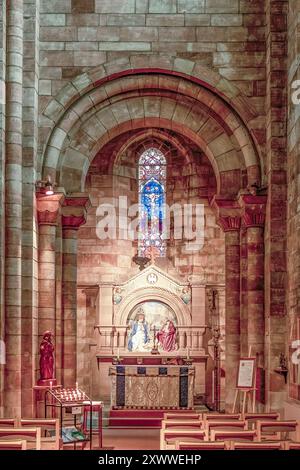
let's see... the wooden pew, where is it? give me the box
[0,440,27,450]
[163,412,201,420]
[175,441,227,450]
[243,412,279,430]
[18,418,61,450]
[160,429,208,450]
[256,420,300,442]
[203,413,241,423]
[0,419,17,427]
[210,430,257,442]
[206,420,247,439]
[230,441,283,450]
[284,442,300,450]
[161,419,203,430]
[0,428,41,450]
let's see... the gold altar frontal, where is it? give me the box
[109,365,195,409]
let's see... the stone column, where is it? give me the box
[77,287,98,395]
[61,195,90,387]
[218,215,241,411]
[37,193,64,363]
[240,226,248,356]
[265,0,288,413]
[240,195,266,365]
[0,0,6,418]
[4,0,24,417]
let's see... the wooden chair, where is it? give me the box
[243,412,279,430]
[175,441,227,450]
[18,418,61,450]
[161,419,203,430]
[206,420,247,438]
[163,412,201,420]
[230,441,283,450]
[256,420,300,442]
[0,427,41,450]
[0,440,27,450]
[284,441,300,450]
[0,419,17,427]
[210,430,257,442]
[203,413,241,422]
[160,429,208,450]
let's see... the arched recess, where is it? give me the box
[113,129,195,171]
[39,56,264,197]
[115,287,191,327]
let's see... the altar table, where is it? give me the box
[109,365,195,409]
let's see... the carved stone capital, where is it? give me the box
[218,215,241,232]
[210,196,241,233]
[36,193,65,226]
[61,193,91,231]
[239,194,267,228]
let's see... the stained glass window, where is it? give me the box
[138,148,166,257]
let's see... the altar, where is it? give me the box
[109,365,195,409]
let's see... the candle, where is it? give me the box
[76,381,78,389]
[187,347,190,360]
[117,348,120,359]
[50,380,53,390]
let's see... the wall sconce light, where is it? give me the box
[36,176,55,195]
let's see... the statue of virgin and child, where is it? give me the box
[127,309,177,353]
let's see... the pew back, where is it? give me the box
[0,439,27,450]
[0,427,41,450]
[18,418,60,450]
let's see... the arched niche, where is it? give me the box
[115,287,191,328]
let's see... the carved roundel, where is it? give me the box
[147,273,158,285]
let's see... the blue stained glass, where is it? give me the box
[138,148,166,257]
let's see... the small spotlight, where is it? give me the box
[45,176,54,195]
[36,176,55,195]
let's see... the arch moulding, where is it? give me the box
[39,54,264,197]
[115,287,191,328]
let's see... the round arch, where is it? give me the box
[115,287,192,327]
[39,57,264,197]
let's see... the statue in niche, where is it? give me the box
[38,330,56,385]
[127,310,151,352]
[157,318,177,352]
[113,286,123,305]
[181,287,191,305]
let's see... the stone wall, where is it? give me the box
[37,0,266,168]
[0,0,6,417]
[286,0,300,407]
[1,0,299,416]
[264,0,288,413]
[77,141,225,287]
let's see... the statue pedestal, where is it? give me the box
[37,378,57,386]
[33,382,61,417]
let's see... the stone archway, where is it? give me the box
[37,56,266,410]
[39,57,263,196]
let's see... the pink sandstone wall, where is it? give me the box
[285,0,300,415]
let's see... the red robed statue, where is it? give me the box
[38,331,56,385]
[157,319,177,352]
